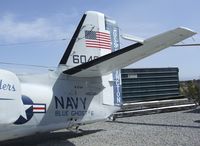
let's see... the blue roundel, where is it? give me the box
[14,96,34,125]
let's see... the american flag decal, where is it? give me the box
[33,104,46,113]
[85,30,111,49]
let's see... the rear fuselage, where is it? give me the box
[0,70,120,141]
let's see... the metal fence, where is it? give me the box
[121,68,180,102]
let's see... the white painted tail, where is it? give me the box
[59,11,122,106]
[59,11,112,68]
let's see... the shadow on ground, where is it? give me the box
[194,120,200,123]
[107,120,200,129]
[184,107,200,114]
[0,129,103,146]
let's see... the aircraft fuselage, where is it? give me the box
[0,70,119,141]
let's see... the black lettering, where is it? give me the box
[71,97,78,109]
[80,97,86,109]
[72,55,99,64]
[73,55,79,64]
[12,85,16,91]
[88,56,92,62]
[80,55,86,63]
[2,84,7,90]
[61,110,68,116]
[0,80,16,92]
[66,97,74,109]
[55,96,64,109]
[71,111,86,116]
[7,84,11,91]
[0,80,2,89]
[55,110,61,116]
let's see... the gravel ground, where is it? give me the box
[1,107,200,146]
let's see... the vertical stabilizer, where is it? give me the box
[59,11,123,106]
[59,11,112,68]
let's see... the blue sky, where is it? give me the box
[0,0,200,80]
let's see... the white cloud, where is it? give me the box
[0,14,69,43]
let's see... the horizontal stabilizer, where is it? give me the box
[121,34,144,43]
[63,27,196,77]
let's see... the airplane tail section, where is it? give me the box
[59,11,113,68]
[59,11,122,106]
[58,11,196,107]
[63,27,196,77]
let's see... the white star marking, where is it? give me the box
[20,104,32,120]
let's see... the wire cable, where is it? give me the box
[0,61,56,69]
[0,38,67,47]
